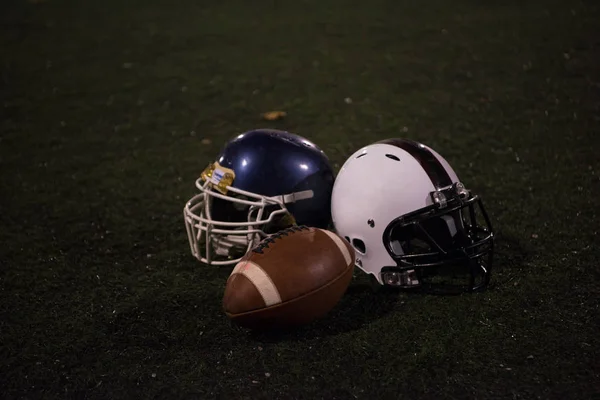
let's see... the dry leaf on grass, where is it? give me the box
[262,111,287,121]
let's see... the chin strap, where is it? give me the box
[212,234,253,257]
[381,269,420,287]
[281,189,314,204]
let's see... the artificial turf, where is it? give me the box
[1,0,599,398]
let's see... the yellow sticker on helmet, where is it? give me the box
[201,161,235,194]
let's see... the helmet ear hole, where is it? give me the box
[352,238,366,254]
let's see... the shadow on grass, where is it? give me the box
[98,231,531,348]
[245,277,404,343]
[245,231,534,342]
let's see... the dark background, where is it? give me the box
[1,0,598,398]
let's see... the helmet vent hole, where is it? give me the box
[352,238,366,254]
[385,154,400,161]
[344,236,351,243]
[356,153,367,159]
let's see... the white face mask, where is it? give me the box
[183,162,313,266]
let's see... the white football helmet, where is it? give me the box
[331,138,494,293]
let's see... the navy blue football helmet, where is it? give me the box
[183,129,335,266]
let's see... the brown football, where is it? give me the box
[222,225,355,330]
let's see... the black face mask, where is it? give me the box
[382,194,494,294]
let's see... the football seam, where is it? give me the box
[224,258,354,318]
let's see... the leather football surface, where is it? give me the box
[222,225,355,330]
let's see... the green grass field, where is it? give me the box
[1,0,599,398]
